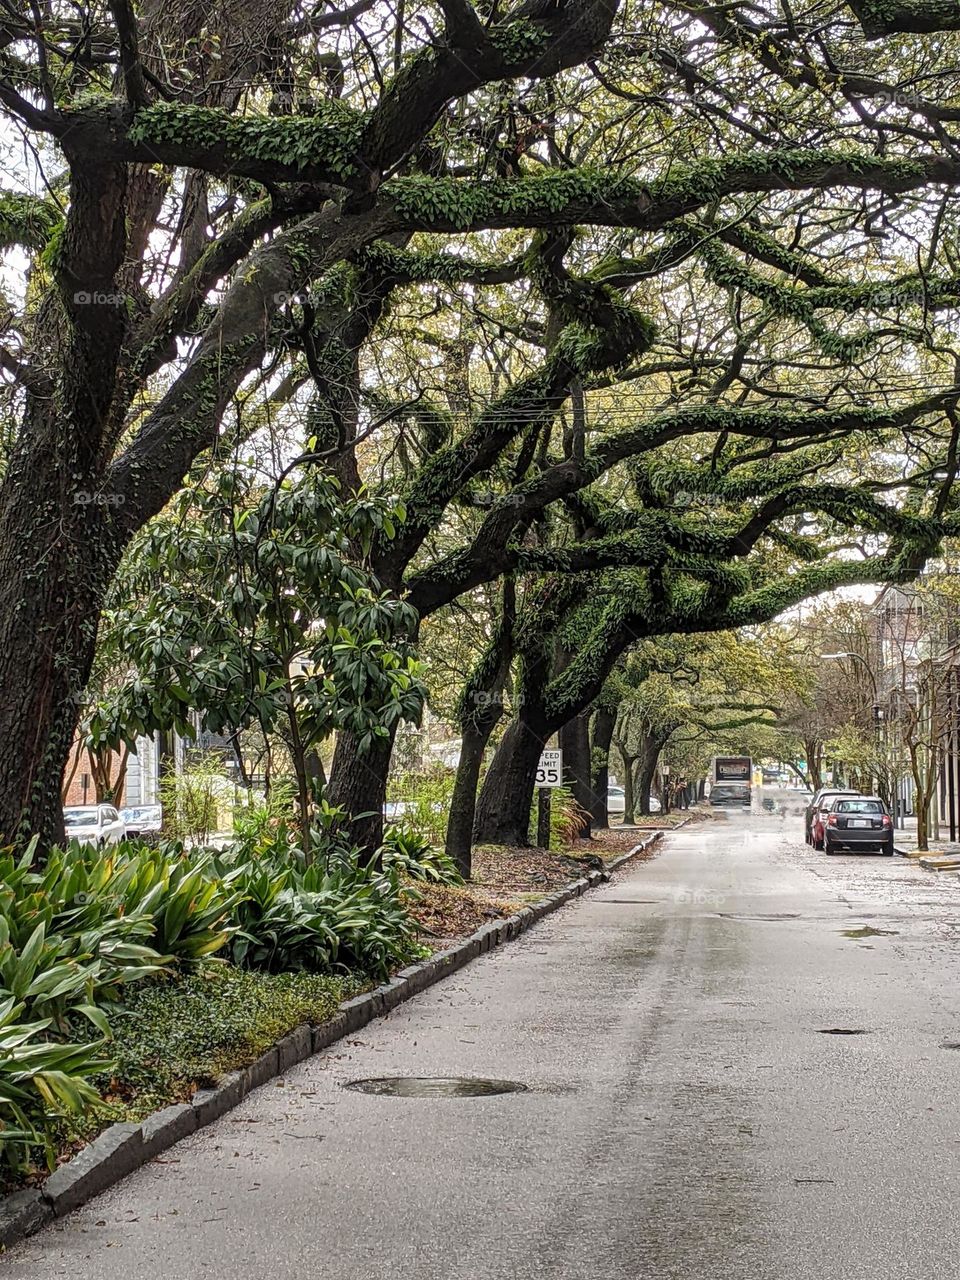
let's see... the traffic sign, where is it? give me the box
[536,748,562,787]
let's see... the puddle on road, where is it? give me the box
[594,899,661,905]
[343,1076,528,1097]
[716,912,802,922]
[840,925,899,939]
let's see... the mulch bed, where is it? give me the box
[471,845,593,894]
[403,882,522,946]
[407,829,679,948]
[405,845,621,947]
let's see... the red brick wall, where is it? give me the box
[62,742,126,807]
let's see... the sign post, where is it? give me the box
[535,749,562,848]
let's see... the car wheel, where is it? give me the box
[881,839,894,856]
[824,838,836,855]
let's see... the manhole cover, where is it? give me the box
[344,1076,527,1097]
[818,1028,870,1035]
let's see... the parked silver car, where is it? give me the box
[63,804,126,847]
[119,804,162,836]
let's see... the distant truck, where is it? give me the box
[710,756,752,807]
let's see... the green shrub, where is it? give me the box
[527,785,588,848]
[98,968,359,1116]
[386,766,455,845]
[158,754,229,843]
[216,845,423,976]
[0,996,110,1176]
[380,824,463,884]
[33,840,237,966]
[231,779,298,851]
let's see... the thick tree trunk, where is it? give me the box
[446,580,515,877]
[445,721,493,878]
[473,713,549,846]
[636,731,664,817]
[0,479,121,846]
[620,749,637,824]
[589,706,615,829]
[326,725,397,859]
[559,709,593,838]
[805,739,824,791]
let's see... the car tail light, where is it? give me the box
[827,814,837,826]
[882,815,891,826]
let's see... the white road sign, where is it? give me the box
[536,749,562,787]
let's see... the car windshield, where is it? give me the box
[63,809,97,826]
[835,799,883,813]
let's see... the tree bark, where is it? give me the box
[445,720,493,877]
[0,491,121,846]
[636,730,664,817]
[326,725,397,859]
[619,748,637,824]
[473,712,549,846]
[560,709,593,838]
[445,580,515,876]
[589,705,615,829]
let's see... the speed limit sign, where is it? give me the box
[536,748,562,787]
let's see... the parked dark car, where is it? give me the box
[823,796,893,856]
[804,788,858,846]
[710,783,750,807]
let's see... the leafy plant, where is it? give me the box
[158,753,230,844]
[380,825,463,884]
[220,847,423,976]
[386,766,456,846]
[0,997,110,1176]
[527,785,589,849]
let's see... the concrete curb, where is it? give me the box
[0,828,667,1250]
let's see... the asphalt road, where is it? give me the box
[9,791,960,1279]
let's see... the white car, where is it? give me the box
[607,786,660,817]
[63,804,126,847]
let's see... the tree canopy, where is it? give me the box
[3,0,960,848]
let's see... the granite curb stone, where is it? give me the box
[43,1123,144,1217]
[0,1191,52,1247]
[277,1024,313,1072]
[141,1104,197,1159]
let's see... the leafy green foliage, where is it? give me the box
[386,766,456,846]
[0,830,428,1176]
[380,825,463,885]
[0,997,109,1177]
[128,101,368,179]
[216,846,424,976]
[94,468,424,854]
[527,785,587,849]
[87,969,359,1121]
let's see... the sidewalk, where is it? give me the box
[892,814,960,860]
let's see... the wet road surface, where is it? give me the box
[8,795,960,1279]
